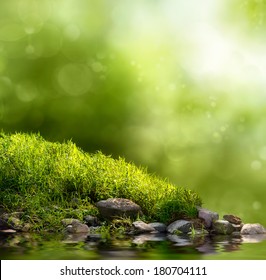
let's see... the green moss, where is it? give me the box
[0,132,202,231]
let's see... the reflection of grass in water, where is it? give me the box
[0,132,201,231]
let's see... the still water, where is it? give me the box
[1,231,266,260]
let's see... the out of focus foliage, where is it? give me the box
[0,0,266,223]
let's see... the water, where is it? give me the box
[1,231,266,260]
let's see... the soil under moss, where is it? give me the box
[0,132,202,231]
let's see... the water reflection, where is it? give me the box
[1,231,266,260]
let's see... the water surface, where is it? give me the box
[1,231,266,260]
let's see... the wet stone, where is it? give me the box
[148,222,167,233]
[167,220,192,234]
[223,214,242,225]
[212,220,235,235]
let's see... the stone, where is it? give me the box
[148,222,167,233]
[61,218,81,227]
[223,214,242,225]
[0,229,16,233]
[197,207,219,228]
[84,215,99,226]
[132,221,155,233]
[212,220,235,235]
[96,198,143,220]
[231,223,244,232]
[71,220,89,233]
[166,220,192,234]
[21,223,31,232]
[64,220,89,234]
[240,223,266,235]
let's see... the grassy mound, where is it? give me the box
[0,132,201,231]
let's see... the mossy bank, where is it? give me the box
[0,132,201,231]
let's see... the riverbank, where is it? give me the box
[0,132,201,232]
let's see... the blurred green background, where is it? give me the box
[0,0,265,224]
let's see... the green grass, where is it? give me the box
[0,132,202,231]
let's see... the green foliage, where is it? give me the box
[0,132,201,230]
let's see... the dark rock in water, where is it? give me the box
[212,220,235,235]
[148,222,167,233]
[240,223,266,235]
[96,198,143,220]
[84,215,99,226]
[197,207,219,228]
[132,221,155,233]
[223,214,242,225]
[167,220,192,234]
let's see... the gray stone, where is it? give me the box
[166,220,192,234]
[223,214,242,225]
[212,220,235,235]
[96,198,143,220]
[65,220,89,234]
[197,207,219,228]
[84,215,99,226]
[148,222,167,233]
[61,218,81,227]
[240,223,266,235]
[132,221,155,233]
[0,229,16,233]
[71,220,89,233]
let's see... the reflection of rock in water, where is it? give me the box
[242,234,266,243]
[132,233,166,245]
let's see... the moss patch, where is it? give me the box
[0,132,202,231]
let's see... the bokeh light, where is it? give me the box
[0,0,266,224]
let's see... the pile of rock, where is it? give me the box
[1,198,266,237]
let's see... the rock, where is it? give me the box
[96,198,143,220]
[223,214,242,225]
[212,220,235,235]
[240,223,266,235]
[231,223,244,232]
[148,222,167,233]
[61,218,81,227]
[132,221,155,233]
[84,215,99,226]
[197,207,219,228]
[72,220,89,233]
[0,229,17,233]
[21,223,31,232]
[65,220,89,234]
[166,220,192,234]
